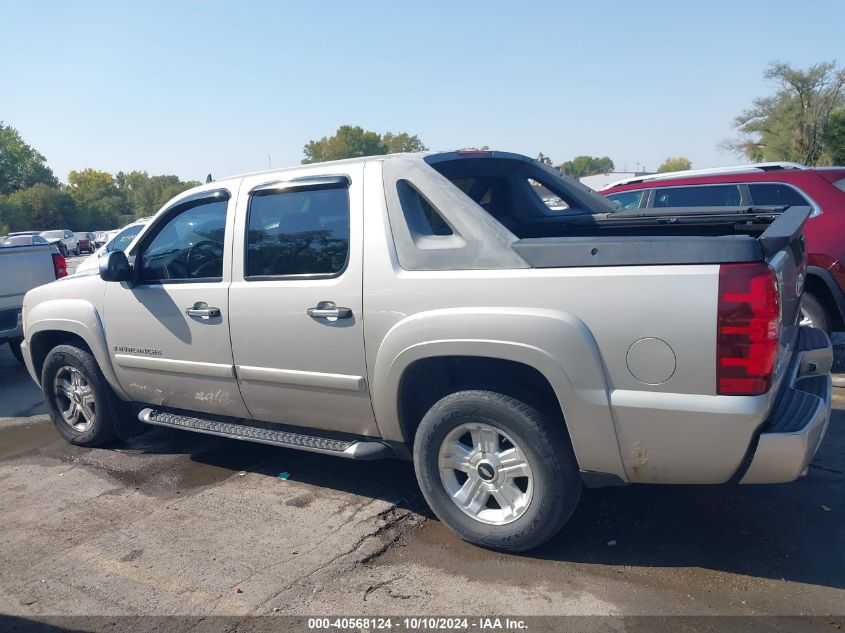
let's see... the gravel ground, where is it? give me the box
[0,342,842,631]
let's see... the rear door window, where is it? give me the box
[246,187,350,278]
[653,185,741,207]
[748,183,810,207]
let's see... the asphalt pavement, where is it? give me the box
[0,332,843,628]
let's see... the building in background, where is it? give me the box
[579,171,652,191]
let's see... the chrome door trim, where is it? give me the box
[114,354,235,379]
[236,365,366,392]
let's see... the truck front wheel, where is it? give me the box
[413,390,581,552]
[41,344,117,447]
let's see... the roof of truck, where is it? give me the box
[221,151,432,182]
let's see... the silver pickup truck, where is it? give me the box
[0,239,66,361]
[20,151,833,551]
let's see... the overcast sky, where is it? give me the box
[2,0,844,182]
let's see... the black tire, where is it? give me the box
[801,292,830,333]
[41,344,117,447]
[58,243,68,257]
[413,390,582,552]
[8,337,24,364]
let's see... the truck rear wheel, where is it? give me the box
[800,292,830,333]
[413,390,581,552]
[41,344,117,447]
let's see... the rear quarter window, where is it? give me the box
[396,180,453,236]
[527,178,571,212]
[748,183,809,207]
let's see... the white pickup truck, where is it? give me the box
[20,151,833,551]
[0,240,67,361]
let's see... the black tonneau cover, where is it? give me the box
[512,206,811,268]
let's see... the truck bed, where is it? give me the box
[0,243,57,341]
[511,206,809,268]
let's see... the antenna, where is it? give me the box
[205,174,213,183]
[268,154,272,169]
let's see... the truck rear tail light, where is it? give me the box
[717,262,780,395]
[52,252,68,279]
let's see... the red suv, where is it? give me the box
[602,163,845,332]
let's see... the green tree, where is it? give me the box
[66,168,129,229]
[0,122,58,195]
[382,132,427,154]
[559,155,615,178]
[116,171,200,219]
[1,184,76,231]
[821,109,845,165]
[657,156,692,173]
[302,125,426,163]
[726,61,845,165]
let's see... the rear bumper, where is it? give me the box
[20,338,38,384]
[740,327,833,484]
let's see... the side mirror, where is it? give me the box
[99,251,132,283]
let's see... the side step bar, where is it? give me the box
[138,408,392,460]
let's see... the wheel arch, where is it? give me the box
[370,308,628,481]
[805,266,845,331]
[26,299,128,400]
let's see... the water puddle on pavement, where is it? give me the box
[0,419,57,460]
[0,421,251,497]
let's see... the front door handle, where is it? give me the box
[307,301,353,320]
[186,302,221,319]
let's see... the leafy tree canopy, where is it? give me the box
[823,109,845,165]
[657,156,692,173]
[116,171,200,219]
[559,155,615,178]
[726,61,845,165]
[1,184,76,232]
[0,123,203,232]
[0,122,58,195]
[302,125,426,164]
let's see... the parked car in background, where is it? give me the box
[8,230,41,239]
[73,218,152,275]
[93,231,111,249]
[2,234,51,247]
[602,163,845,332]
[0,239,67,362]
[74,232,97,254]
[39,230,79,257]
[20,151,831,551]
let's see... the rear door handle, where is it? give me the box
[307,301,352,319]
[186,302,221,319]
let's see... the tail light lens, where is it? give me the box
[52,252,68,278]
[717,262,780,395]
